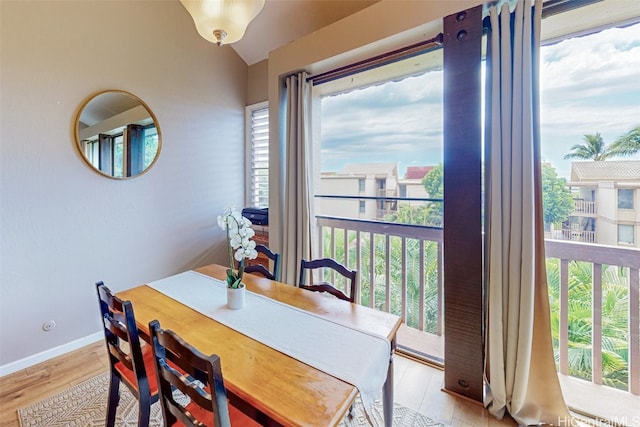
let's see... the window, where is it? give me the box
[82,123,157,179]
[359,200,365,213]
[540,22,640,239]
[618,224,635,244]
[618,189,634,209]
[538,17,640,420]
[246,102,269,208]
[315,47,444,225]
[143,125,159,170]
[113,134,124,178]
[85,140,99,167]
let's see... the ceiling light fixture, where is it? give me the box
[180,0,265,46]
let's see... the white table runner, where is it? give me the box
[148,270,390,419]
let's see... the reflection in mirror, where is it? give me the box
[75,90,161,179]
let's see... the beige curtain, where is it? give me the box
[280,72,316,284]
[484,1,572,425]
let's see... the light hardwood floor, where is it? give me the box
[0,341,518,427]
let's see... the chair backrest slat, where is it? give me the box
[240,244,282,281]
[96,281,159,427]
[149,319,232,427]
[298,258,357,303]
[97,282,149,393]
[105,315,131,342]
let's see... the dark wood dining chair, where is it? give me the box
[148,320,260,427]
[96,281,159,427]
[240,244,282,281]
[298,258,358,303]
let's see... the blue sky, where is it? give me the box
[321,22,640,179]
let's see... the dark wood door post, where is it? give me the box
[443,5,484,402]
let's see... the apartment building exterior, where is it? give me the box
[398,166,433,206]
[556,160,640,248]
[317,163,433,220]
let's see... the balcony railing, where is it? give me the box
[317,215,444,336]
[317,215,639,398]
[573,199,596,215]
[554,228,596,243]
[545,240,639,396]
[377,188,397,197]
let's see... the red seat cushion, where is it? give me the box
[171,401,260,427]
[114,345,159,396]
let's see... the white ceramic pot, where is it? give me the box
[226,283,246,309]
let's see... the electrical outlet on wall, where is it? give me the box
[42,320,56,331]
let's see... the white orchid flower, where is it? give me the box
[217,215,227,230]
[229,233,243,249]
[234,242,258,261]
[245,239,256,251]
[219,206,258,288]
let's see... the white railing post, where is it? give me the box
[560,258,569,375]
[629,267,639,395]
[592,263,603,385]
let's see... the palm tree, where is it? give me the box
[564,133,615,161]
[609,126,640,157]
[564,128,640,161]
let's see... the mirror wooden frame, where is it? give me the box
[74,90,162,179]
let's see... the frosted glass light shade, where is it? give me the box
[180,0,265,46]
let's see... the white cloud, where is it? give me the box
[539,24,640,177]
[321,22,640,178]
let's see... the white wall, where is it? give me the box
[596,183,617,246]
[318,177,362,218]
[0,1,248,372]
[598,183,617,221]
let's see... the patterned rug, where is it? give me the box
[18,373,448,427]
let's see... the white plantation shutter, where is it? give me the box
[246,103,269,208]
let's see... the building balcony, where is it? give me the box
[377,188,397,197]
[573,199,597,216]
[554,228,596,243]
[317,215,639,425]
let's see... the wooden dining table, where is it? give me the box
[117,263,402,427]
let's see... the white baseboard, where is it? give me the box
[0,332,103,377]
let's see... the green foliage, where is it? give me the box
[144,132,159,168]
[422,163,443,199]
[564,128,640,160]
[564,133,611,161]
[546,259,631,391]
[382,163,444,227]
[609,126,640,157]
[322,227,441,333]
[384,204,442,227]
[541,163,574,225]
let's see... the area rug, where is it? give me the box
[18,372,448,427]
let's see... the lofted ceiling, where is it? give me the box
[186,0,640,65]
[228,0,380,65]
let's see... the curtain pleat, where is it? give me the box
[484,1,572,425]
[281,72,316,284]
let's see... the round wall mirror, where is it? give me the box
[74,90,161,179]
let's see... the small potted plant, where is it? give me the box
[217,207,258,309]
